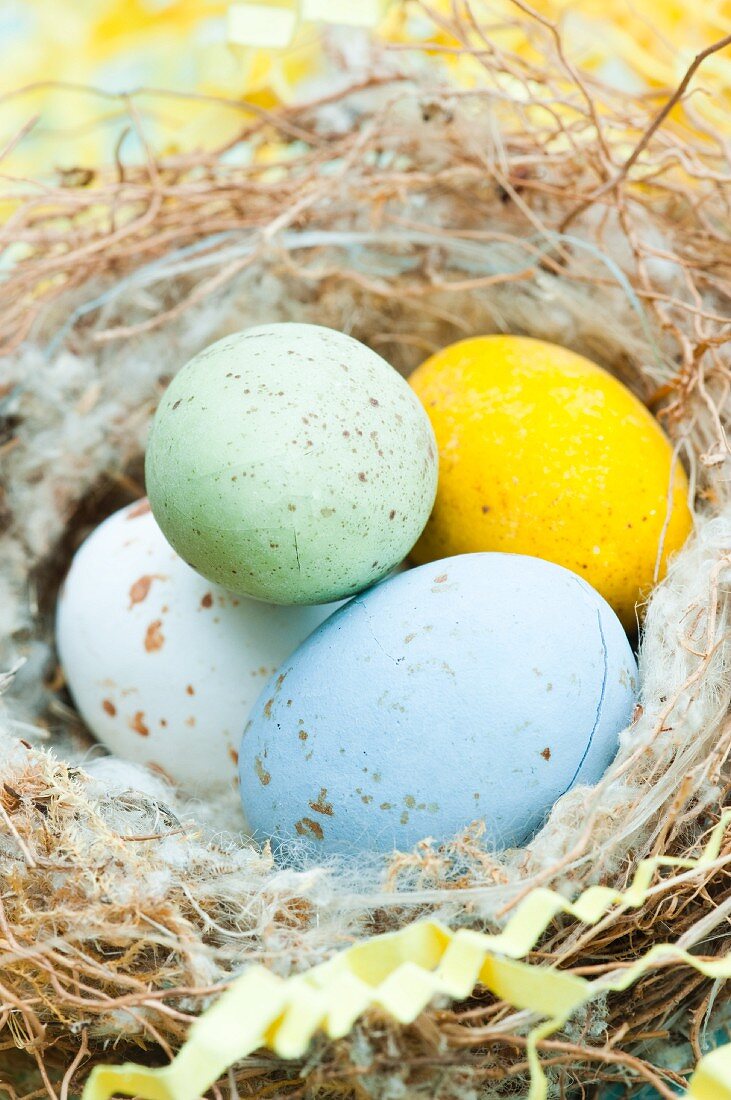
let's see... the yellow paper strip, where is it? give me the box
[82,811,731,1100]
[227,2,300,49]
[301,0,390,27]
[227,0,390,48]
[687,1045,731,1099]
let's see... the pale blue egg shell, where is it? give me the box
[239,553,637,856]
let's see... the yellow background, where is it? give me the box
[1,0,729,177]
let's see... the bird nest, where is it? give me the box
[0,5,730,1097]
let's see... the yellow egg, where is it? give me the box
[409,335,692,630]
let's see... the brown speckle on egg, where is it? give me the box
[309,788,333,816]
[130,711,149,737]
[254,755,271,785]
[144,620,165,652]
[295,817,324,840]
[102,699,116,717]
[128,574,166,609]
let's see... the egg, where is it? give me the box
[56,501,343,793]
[239,553,637,856]
[145,323,438,604]
[408,335,693,630]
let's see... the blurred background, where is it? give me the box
[1,0,729,179]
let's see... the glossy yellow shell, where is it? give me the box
[409,335,693,630]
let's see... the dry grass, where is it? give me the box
[0,2,730,1096]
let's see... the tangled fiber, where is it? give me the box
[0,3,730,1096]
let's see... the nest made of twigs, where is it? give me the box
[0,4,730,1097]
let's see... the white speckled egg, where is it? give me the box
[145,323,437,604]
[239,553,637,855]
[56,501,343,793]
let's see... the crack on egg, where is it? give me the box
[561,608,609,795]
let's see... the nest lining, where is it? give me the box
[0,6,730,1096]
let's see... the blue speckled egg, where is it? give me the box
[239,553,637,855]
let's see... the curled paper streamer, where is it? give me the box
[688,1045,731,1099]
[82,811,731,1100]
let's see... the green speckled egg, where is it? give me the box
[145,323,438,604]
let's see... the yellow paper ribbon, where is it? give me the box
[82,810,731,1100]
[227,0,391,49]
